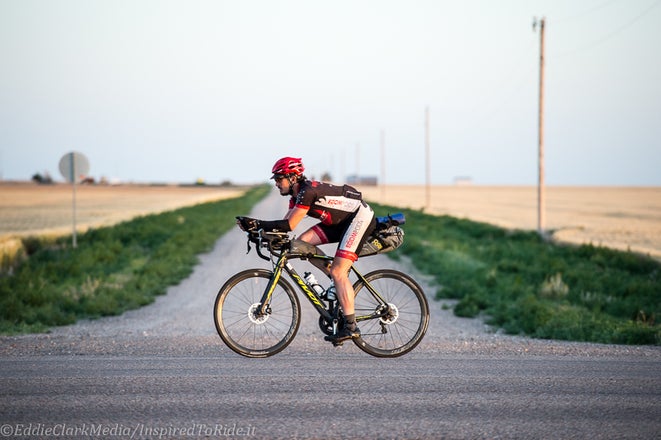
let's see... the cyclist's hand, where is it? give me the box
[236,216,260,232]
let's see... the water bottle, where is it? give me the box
[303,272,325,297]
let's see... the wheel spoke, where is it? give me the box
[213,269,300,357]
[352,270,429,357]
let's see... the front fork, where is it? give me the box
[256,256,287,317]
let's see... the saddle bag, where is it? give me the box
[358,213,406,257]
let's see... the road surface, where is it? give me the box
[1,191,660,439]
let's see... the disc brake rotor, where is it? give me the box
[379,303,399,325]
[248,303,269,324]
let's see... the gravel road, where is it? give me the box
[1,190,660,439]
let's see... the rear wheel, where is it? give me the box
[352,269,429,357]
[214,269,300,358]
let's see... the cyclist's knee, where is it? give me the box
[299,228,323,245]
[330,259,352,281]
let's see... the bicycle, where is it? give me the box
[213,214,430,358]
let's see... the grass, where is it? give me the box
[371,203,660,345]
[2,187,659,346]
[0,185,270,334]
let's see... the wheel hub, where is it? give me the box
[379,303,399,325]
[248,303,270,324]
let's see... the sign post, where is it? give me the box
[58,152,90,248]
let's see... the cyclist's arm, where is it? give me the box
[285,206,308,230]
[244,206,307,233]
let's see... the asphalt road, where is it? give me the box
[1,191,660,439]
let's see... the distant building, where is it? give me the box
[346,175,378,186]
[453,176,473,186]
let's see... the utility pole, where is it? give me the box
[341,149,346,183]
[380,129,386,201]
[356,142,360,183]
[534,17,546,236]
[425,106,431,211]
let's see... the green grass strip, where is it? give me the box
[371,203,660,345]
[0,185,270,335]
[4,188,659,345]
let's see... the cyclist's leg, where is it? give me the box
[297,227,332,276]
[298,227,324,245]
[331,203,375,336]
[330,256,355,314]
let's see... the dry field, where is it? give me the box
[0,182,244,246]
[1,182,660,261]
[357,185,661,260]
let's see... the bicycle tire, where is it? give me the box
[352,269,429,357]
[214,269,301,358]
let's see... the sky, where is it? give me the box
[1,0,660,186]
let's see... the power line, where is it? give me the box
[447,40,537,141]
[554,0,623,24]
[554,0,661,58]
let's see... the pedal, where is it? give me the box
[324,334,344,346]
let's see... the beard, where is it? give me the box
[278,179,295,196]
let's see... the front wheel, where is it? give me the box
[214,269,301,358]
[352,269,429,357]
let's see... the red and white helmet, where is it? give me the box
[271,157,305,179]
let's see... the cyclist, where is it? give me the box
[237,156,376,343]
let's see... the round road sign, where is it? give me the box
[59,152,90,183]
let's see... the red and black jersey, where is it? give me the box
[289,180,364,226]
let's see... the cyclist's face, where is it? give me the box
[274,176,290,195]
